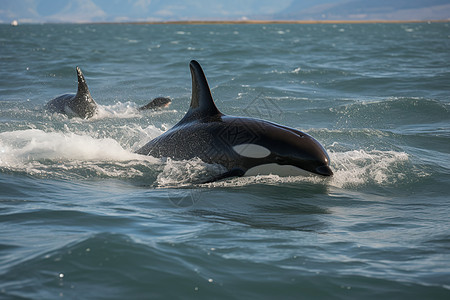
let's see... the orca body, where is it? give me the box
[136,60,333,181]
[46,67,98,119]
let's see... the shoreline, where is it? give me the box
[110,19,449,25]
[5,19,449,25]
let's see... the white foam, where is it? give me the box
[0,128,164,179]
[0,128,416,188]
[156,157,226,187]
[327,150,412,188]
[204,149,413,189]
[94,102,142,119]
[292,67,302,74]
[86,101,177,120]
[0,129,138,162]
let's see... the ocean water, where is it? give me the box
[0,22,449,299]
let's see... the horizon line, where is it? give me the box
[4,19,450,25]
[121,19,450,25]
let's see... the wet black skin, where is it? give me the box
[46,67,171,119]
[45,67,97,119]
[136,60,333,181]
[138,97,171,111]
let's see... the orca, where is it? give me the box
[45,67,98,119]
[136,60,333,182]
[46,67,171,119]
[138,97,171,111]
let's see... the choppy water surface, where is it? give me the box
[0,23,449,299]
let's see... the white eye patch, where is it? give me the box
[232,144,271,158]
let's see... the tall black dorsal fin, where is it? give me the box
[76,66,91,98]
[178,60,222,124]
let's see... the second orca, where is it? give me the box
[46,67,171,119]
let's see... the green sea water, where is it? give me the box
[0,23,449,299]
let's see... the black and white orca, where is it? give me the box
[136,60,333,182]
[46,67,171,119]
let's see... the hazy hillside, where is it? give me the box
[1,0,449,23]
[273,0,450,20]
[0,0,291,23]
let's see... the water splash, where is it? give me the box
[328,150,411,188]
[0,129,416,189]
[0,129,159,179]
[159,149,415,190]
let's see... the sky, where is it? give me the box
[1,0,449,23]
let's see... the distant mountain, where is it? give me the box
[1,0,449,23]
[0,0,292,23]
[271,0,450,20]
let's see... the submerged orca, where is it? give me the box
[136,60,333,182]
[46,67,171,119]
[138,97,171,111]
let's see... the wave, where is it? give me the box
[329,97,450,128]
[0,129,143,162]
[96,102,178,120]
[204,149,414,189]
[95,101,143,119]
[0,129,160,180]
[0,233,209,299]
[328,149,412,188]
[2,231,447,299]
[0,127,420,189]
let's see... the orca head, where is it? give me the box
[138,97,172,111]
[71,66,97,119]
[269,125,333,176]
[232,121,333,177]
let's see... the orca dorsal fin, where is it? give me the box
[75,66,92,98]
[72,66,97,118]
[178,60,222,124]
